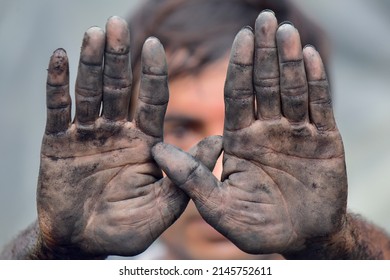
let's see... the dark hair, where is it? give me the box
[126,0,329,118]
[127,0,329,80]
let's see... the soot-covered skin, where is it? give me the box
[153,11,348,256]
[37,16,222,258]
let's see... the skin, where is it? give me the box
[161,58,281,259]
[153,11,348,255]
[2,11,390,260]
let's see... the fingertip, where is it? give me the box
[105,16,130,54]
[200,135,223,153]
[256,10,277,28]
[302,45,318,61]
[303,44,320,60]
[85,26,105,38]
[303,44,316,51]
[142,37,167,75]
[260,9,275,16]
[303,45,327,81]
[277,22,297,38]
[81,27,105,64]
[145,36,161,43]
[47,48,69,86]
[276,23,302,61]
[189,135,223,158]
[107,15,127,24]
[205,135,223,147]
[151,142,166,158]
[278,21,294,28]
[231,27,254,65]
[241,25,253,32]
[188,135,223,171]
[277,21,295,31]
[151,142,201,186]
[255,10,278,47]
[151,142,182,161]
[53,48,67,55]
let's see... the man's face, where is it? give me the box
[161,57,280,259]
[162,57,230,259]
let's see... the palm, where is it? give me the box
[38,121,179,256]
[222,119,346,253]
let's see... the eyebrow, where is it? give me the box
[164,115,200,124]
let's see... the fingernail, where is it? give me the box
[241,25,253,32]
[304,44,317,51]
[53,48,67,55]
[279,20,294,27]
[261,9,275,16]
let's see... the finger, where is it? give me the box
[102,16,132,121]
[75,27,105,125]
[276,23,308,124]
[224,27,255,132]
[135,37,169,138]
[254,10,281,120]
[157,135,222,187]
[187,135,223,170]
[46,48,71,134]
[154,136,223,238]
[152,142,220,209]
[158,135,223,187]
[303,45,336,131]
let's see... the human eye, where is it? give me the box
[166,123,189,139]
[164,117,202,150]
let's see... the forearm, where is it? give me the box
[284,213,390,260]
[0,220,107,260]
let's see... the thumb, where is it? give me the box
[151,137,222,208]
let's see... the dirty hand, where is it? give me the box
[152,11,348,255]
[37,16,221,258]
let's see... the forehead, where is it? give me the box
[166,57,229,118]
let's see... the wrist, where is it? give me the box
[284,214,352,260]
[285,212,390,260]
[32,224,107,260]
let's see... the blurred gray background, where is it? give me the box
[1,0,389,251]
